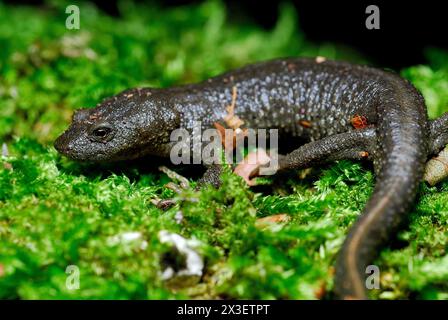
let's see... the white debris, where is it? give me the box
[121,232,142,242]
[2,143,9,157]
[107,232,148,250]
[174,211,183,224]
[158,230,204,280]
[424,146,448,186]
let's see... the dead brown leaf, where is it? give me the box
[233,149,271,186]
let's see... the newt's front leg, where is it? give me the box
[152,166,191,209]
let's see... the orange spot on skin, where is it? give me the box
[299,120,312,128]
[359,151,369,158]
[351,115,368,129]
[287,63,297,72]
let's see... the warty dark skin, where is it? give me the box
[54,58,448,299]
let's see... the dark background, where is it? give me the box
[5,0,448,69]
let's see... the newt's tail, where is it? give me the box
[334,77,429,299]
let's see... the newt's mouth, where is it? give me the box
[54,130,91,161]
[54,130,121,162]
[54,132,71,155]
[54,124,91,160]
[54,136,109,162]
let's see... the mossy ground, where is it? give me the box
[0,1,447,299]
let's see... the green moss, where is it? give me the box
[0,1,447,299]
[401,48,448,119]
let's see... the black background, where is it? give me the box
[0,299,442,318]
[5,0,448,69]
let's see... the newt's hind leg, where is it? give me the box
[277,127,377,172]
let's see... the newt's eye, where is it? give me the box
[89,123,115,142]
[93,127,110,137]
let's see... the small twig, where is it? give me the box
[223,86,245,130]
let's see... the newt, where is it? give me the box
[54,57,448,299]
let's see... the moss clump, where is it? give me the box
[0,1,447,299]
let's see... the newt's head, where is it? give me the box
[54,88,179,161]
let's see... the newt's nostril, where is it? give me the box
[54,136,68,153]
[54,140,61,152]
